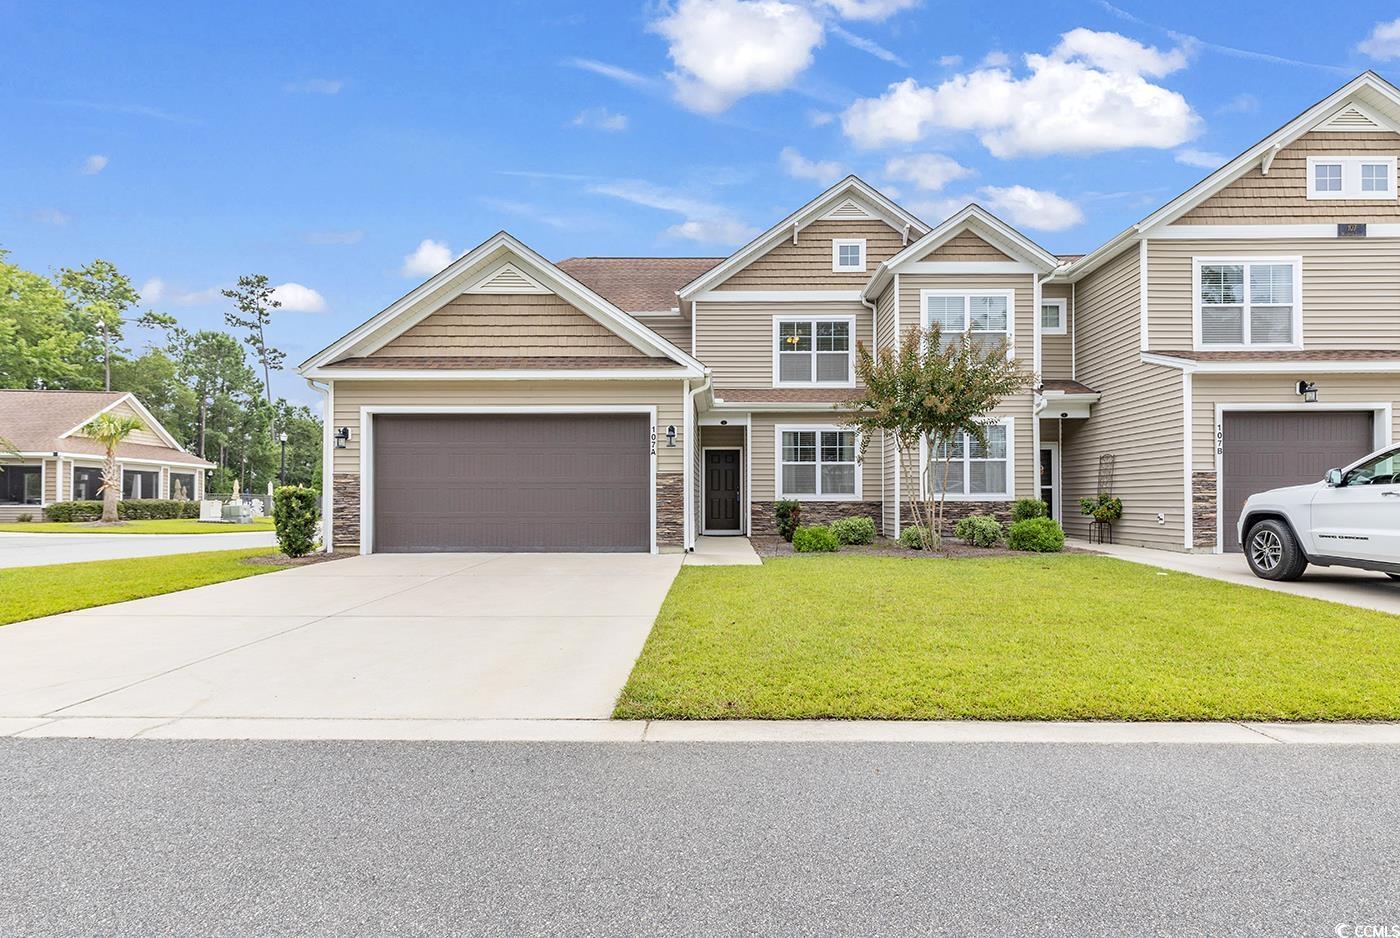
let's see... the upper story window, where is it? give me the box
[1040,299,1067,336]
[1194,257,1302,349]
[774,316,854,386]
[1306,156,1397,200]
[922,289,1013,353]
[778,427,859,499]
[832,239,866,272]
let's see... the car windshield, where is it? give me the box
[1344,447,1400,486]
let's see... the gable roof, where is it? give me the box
[676,175,930,300]
[0,390,210,466]
[863,203,1063,300]
[299,231,706,376]
[556,257,722,313]
[1065,71,1400,280]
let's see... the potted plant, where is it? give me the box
[1079,493,1123,543]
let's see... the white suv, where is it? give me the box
[1238,443,1400,581]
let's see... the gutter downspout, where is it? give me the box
[305,377,332,553]
[685,371,714,551]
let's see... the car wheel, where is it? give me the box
[1387,573,1400,582]
[1244,519,1307,581]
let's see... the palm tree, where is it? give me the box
[81,413,145,523]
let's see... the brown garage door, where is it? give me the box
[373,413,650,552]
[1221,410,1373,551]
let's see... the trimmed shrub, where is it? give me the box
[273,485,320,558]
[830,516,876,545]
[792,524,839,553]
[954,514,1003,547]
[898,525,929,550]
[1011,498,1048,522]
[774,500,802,542]
[1008,517,1066,553]
[16,513,33,523]
[44,499,198,522]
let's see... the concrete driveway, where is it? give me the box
[0,530,277,569]
[0,552,681,728]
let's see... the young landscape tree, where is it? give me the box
[845,326,1032,549]
[81,412,146,523]
[221,274,284,409]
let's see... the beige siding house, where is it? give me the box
[297,71,1400,556]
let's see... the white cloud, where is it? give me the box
[883,153,971,191]
[779,146,846,184]
[665,218,761,243]
[649,0,824,114]
[139,277,165,303]
[829,24,905,66]
[1175,148,1228,169]
[820,0,918,20]
[137,278,223,307]
[937,54,962,68]
[271,282,327,313]
[978,185,1084,231]
[401,239,454,277]
[1218,92,1259,114]
[303,229,364,245]
[979,51,1011,68]
[807,109,835,126]
[570,107,629,131]
[590,179,757,245]
[284,78,344,94]
[80,154,108,175]
[906,196,967,224]
[562,57,655,88]
[28,209,71,226]
[841,29,1199,157]
[1358,18,1400,59]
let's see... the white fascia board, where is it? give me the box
[1153,223,1400,239]
[900,261,1037,274]
[677,176,928,300]
[57,392,186,453]
[1139,352,1400,374]
[304,367,700,381]
[710,400,849,412]
[694,289,864,303]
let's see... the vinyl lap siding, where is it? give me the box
[921,231,1011,261]
[716,220,905,290]
[1063,247,1185,548]
[636,314,691,354]
[1177,131,1400,224]
[108,400,168,448]
[1147,238,1400,352]
[1040,282,1074,379]
[371,294,646,358]
[694,300,874,390]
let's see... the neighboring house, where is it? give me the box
[300,71,1400,556]
[0,390,211,522]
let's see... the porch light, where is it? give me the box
[334,426,351,449]
[1297,380,1319,404]
[665,425,677,447]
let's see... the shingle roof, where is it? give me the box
[716,387,858,403]
[1041,379,1099,394]
[556,257,723,313]
[324,355,682,370]
[0,390,211,466]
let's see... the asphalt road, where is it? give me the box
[0,531,276,569]
[2,740,1397,937]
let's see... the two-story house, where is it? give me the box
[298,71,1400,556]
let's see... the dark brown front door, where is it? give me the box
[704,449,741,532]
[373,413,650,552]
[1221,410,1373,551]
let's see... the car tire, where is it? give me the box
[1387,573,1400,582]
[1244,519,1308,581]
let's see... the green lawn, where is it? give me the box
[0,517,276,534]
[0,548,280,625]
[615,555,1400,722]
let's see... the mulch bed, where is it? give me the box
[752,536,1088,559]
[241,551,355,568]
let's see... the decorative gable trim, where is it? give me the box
[821,198,874,221]
[467,261,550,294]
[58,392,186,452]
[676,176,928,300]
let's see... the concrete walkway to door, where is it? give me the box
[0,552,681,731]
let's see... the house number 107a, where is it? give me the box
[650,426,657,455]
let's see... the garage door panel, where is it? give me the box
[373,414,650,552]
[1221,410,1373,552]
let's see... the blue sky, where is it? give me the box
[4,0,1400,407]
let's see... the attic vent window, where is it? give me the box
[1321,105,1383,131]
[1306,156,1397,200]
[832,239,866,272]
[824,199,873,220]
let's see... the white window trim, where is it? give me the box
[918,416,1016,502]
[1305,156,1397,200]
[1040,298,1067,336]
[1191,256,1304,352]
[831,238,867,273]
[774,425,863,502]
[771,314,857,388]
[920,288,1015,359]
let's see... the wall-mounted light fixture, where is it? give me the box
[665,424,677,447]
[334,426,351,449]
[1297,380,1318,403]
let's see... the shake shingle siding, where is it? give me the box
[716,220,905,290]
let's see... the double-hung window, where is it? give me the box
[927,422,1012,499]
[1195,257,1301,349]
[922,289,1012,353]
[1040,299,1067,335]
[775,317,854,385]
[778,427,858,498]
[1306,156,1397,199]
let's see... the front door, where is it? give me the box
[1038,445,1058,519]
[704,449,741,533]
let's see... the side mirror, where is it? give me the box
[1325,468,1343,487]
